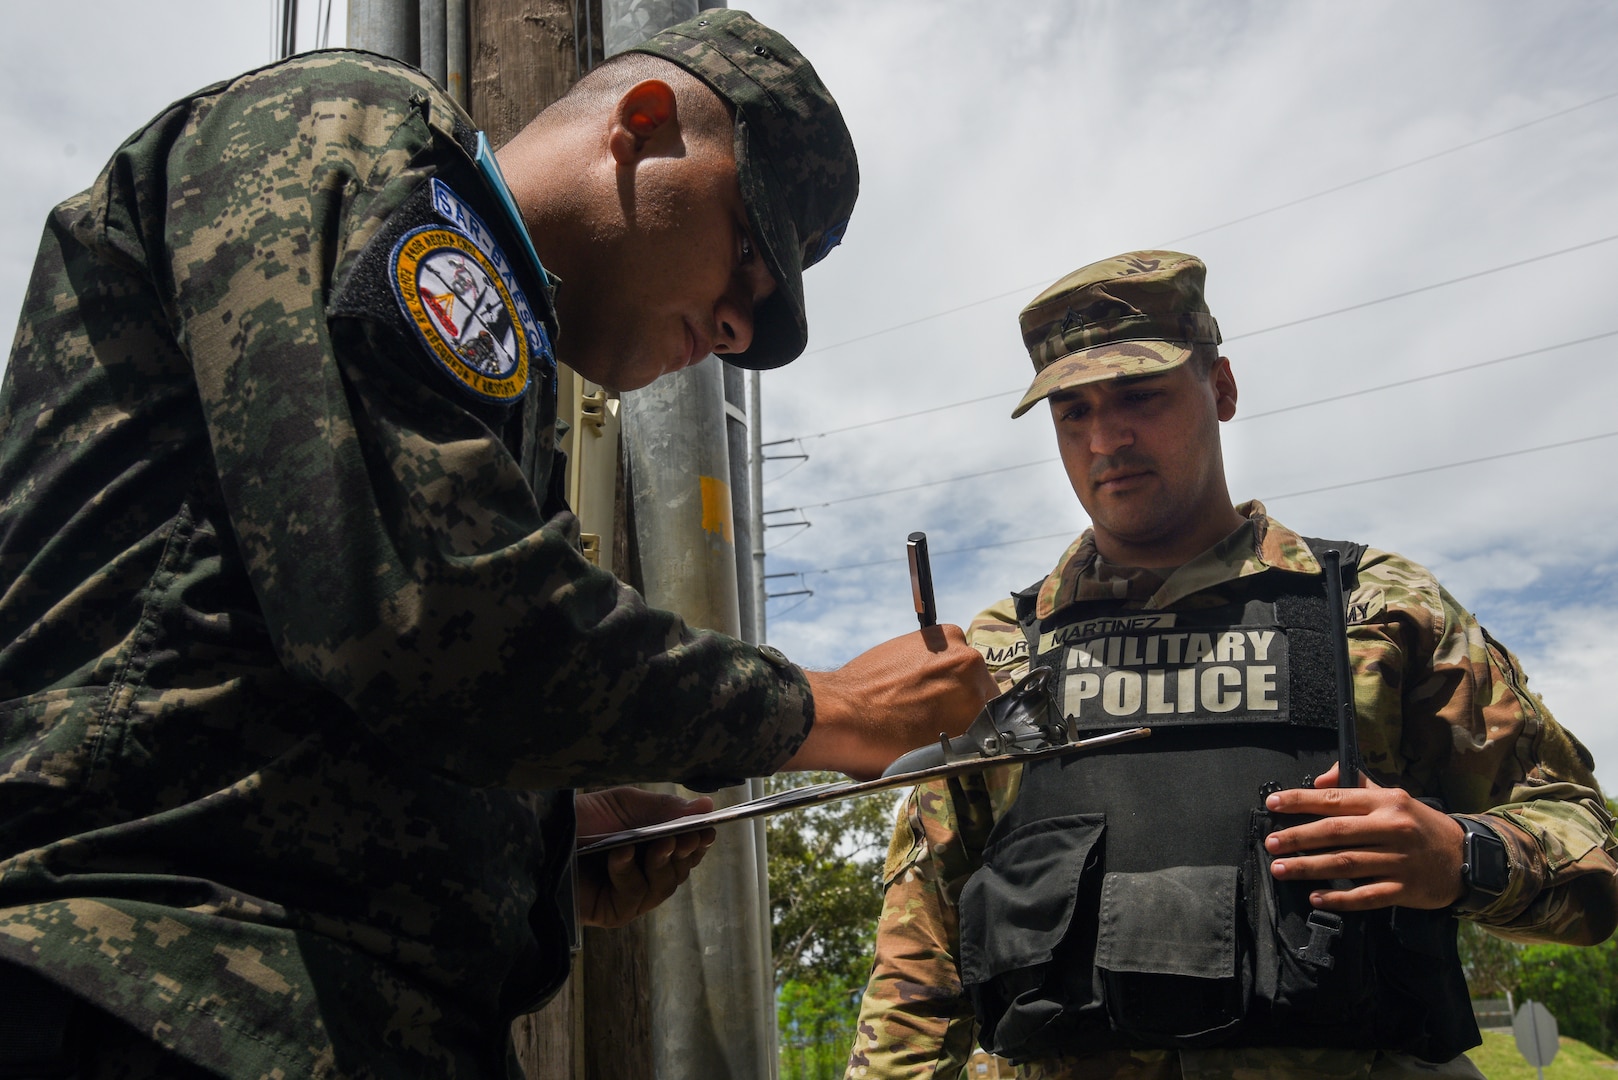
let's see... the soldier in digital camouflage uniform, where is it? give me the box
[0,11,998,1078]
[847,251,1618,1080]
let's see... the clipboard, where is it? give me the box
[576,726,1149,854]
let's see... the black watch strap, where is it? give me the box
[1454,815,1511,913]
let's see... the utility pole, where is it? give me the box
[462,3,613,1078]
[347,0,418,63]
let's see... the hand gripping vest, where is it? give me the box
[957,541,1479,1063]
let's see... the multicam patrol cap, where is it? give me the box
[629,10,858,371]
[1011,250,1221,418]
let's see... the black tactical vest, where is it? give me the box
[957,541,1478,1064]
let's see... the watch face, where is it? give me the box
[1467,826,1511,895]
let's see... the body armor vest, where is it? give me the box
[957,540,1478,1064]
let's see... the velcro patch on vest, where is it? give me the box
[386,178,552,405]
[1051,624,1291,730]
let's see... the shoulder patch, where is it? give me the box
[386,179,553,404]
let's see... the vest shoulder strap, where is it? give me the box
[1297,536,1366,591]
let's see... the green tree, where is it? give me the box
[766,773,902,1080]
[1516,938,1618,1056]
[1457,919,1524,1003]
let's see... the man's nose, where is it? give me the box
[711,286,755,356]
[1089,409,1134,454]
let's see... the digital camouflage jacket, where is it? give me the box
[0,52,811,1079]
[847,503,1616,1080]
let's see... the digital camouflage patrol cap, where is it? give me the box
[1011,250,1222,418]
[629,9,859,370]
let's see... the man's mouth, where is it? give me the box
[1093,469,1152,493]
[681,320,711,370]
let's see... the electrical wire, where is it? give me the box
[772,458,1053,514]
[768,328,1615,514]
[1228,233,1618,343]
[777,233,1618,445]
[791,89,1618,362]
[779,430,1618,578]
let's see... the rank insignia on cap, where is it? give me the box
[389,179,553,404]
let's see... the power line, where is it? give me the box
[777,235,1618,446]
[1228,233,1618,343]
[1235,330,1618,421]
[1162,90,1618,246]
[1261,429,1618,503]
[764,389,1024,444]
[779,430,1618,579]
[790,528,1089,576]
[791,90,1618,361]
[771,458,1054,513]
[768,328,1615,505]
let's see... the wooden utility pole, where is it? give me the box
[465,5,652,1080]
[471,0,596,148]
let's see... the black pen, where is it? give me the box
[907,531,937,628]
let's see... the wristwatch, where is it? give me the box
[1453,815,1511,913]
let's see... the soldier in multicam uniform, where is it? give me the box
[0,11,998,1078]
[847,251,1618,1080]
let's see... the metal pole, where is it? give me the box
[606,5,772,1076]
[725,365,756,648]
[748,369,766,645]
[620,358,771,1080]
[279,0,300,58]
[444,0,467,104]
[725,364,780,1078]
[419,0,448,86]
[347,0,419,64]
[602,0,700,55]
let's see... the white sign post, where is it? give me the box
[1512,1000,1559,1080]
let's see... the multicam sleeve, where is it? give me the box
[847,599,1029,1079]
[965,597,1031,693]
[117,56,810,790]
[1353,551,1617,944]
[846,782,982,1080]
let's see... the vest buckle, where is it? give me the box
[1297,910,1343,969]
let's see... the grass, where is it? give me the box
[1464,1030,1618,1078]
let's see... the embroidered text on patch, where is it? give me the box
[390,224,533,403]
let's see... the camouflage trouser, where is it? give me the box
[0,963,216,1080]
[1016,1047,1488,1079]
[74,1016,219,1080]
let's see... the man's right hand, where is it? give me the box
[786,626,998,780]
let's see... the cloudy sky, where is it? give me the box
[6,1,1617,791]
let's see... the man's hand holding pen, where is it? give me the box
[783,529,996,780]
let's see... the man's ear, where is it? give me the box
[609,79,679,166]
[1212,355,1238,421]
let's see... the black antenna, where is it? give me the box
[1321,548,1361,788]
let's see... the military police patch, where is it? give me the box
[388,179,553,404]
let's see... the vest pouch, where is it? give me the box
[959,814,1106,1059]
[1093,865,1247,1045]
[1250,809,1378,1038]
[1369,907,1480,1060]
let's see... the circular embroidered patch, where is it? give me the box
[391,225,531,403]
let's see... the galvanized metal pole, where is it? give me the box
[347,0,419,63]
[619,358,772,1080]
[419,0,448,86]
[279,0,301,58]
[602,0,700,54]
[605,4,775,1076]
[444,0,468,104]
[748,369,766,645]
[724,363,781,1075]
